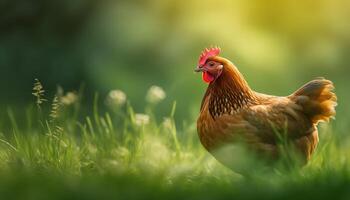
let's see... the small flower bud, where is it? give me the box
[106,90,127,107]
[135,113,150,126]
[146,85,166,104]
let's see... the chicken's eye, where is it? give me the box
[209,62,215,67]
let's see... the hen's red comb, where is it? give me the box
[198,46,221,66]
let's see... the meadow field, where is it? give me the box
[1,0,350,199]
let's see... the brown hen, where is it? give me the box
[195,47,337,173]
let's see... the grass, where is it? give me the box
[0,81,349,200]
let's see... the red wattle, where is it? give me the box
[202,72,214,83]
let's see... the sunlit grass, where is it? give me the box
[0,80,349,199]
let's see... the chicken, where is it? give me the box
[195,47,337,173]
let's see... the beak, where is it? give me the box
[194,66,204,72]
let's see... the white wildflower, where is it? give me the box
[146,85,166,104]
[106,90,126,107]
[162,117,173,130]
[60,92,78,105]
[135,113,150,126]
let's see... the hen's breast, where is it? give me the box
[197,94,259,152]
[197,95,219,150]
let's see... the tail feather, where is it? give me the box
[290,78,337,124]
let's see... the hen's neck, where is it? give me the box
[202,60,256,118]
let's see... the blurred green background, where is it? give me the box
[1,0,349,124]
